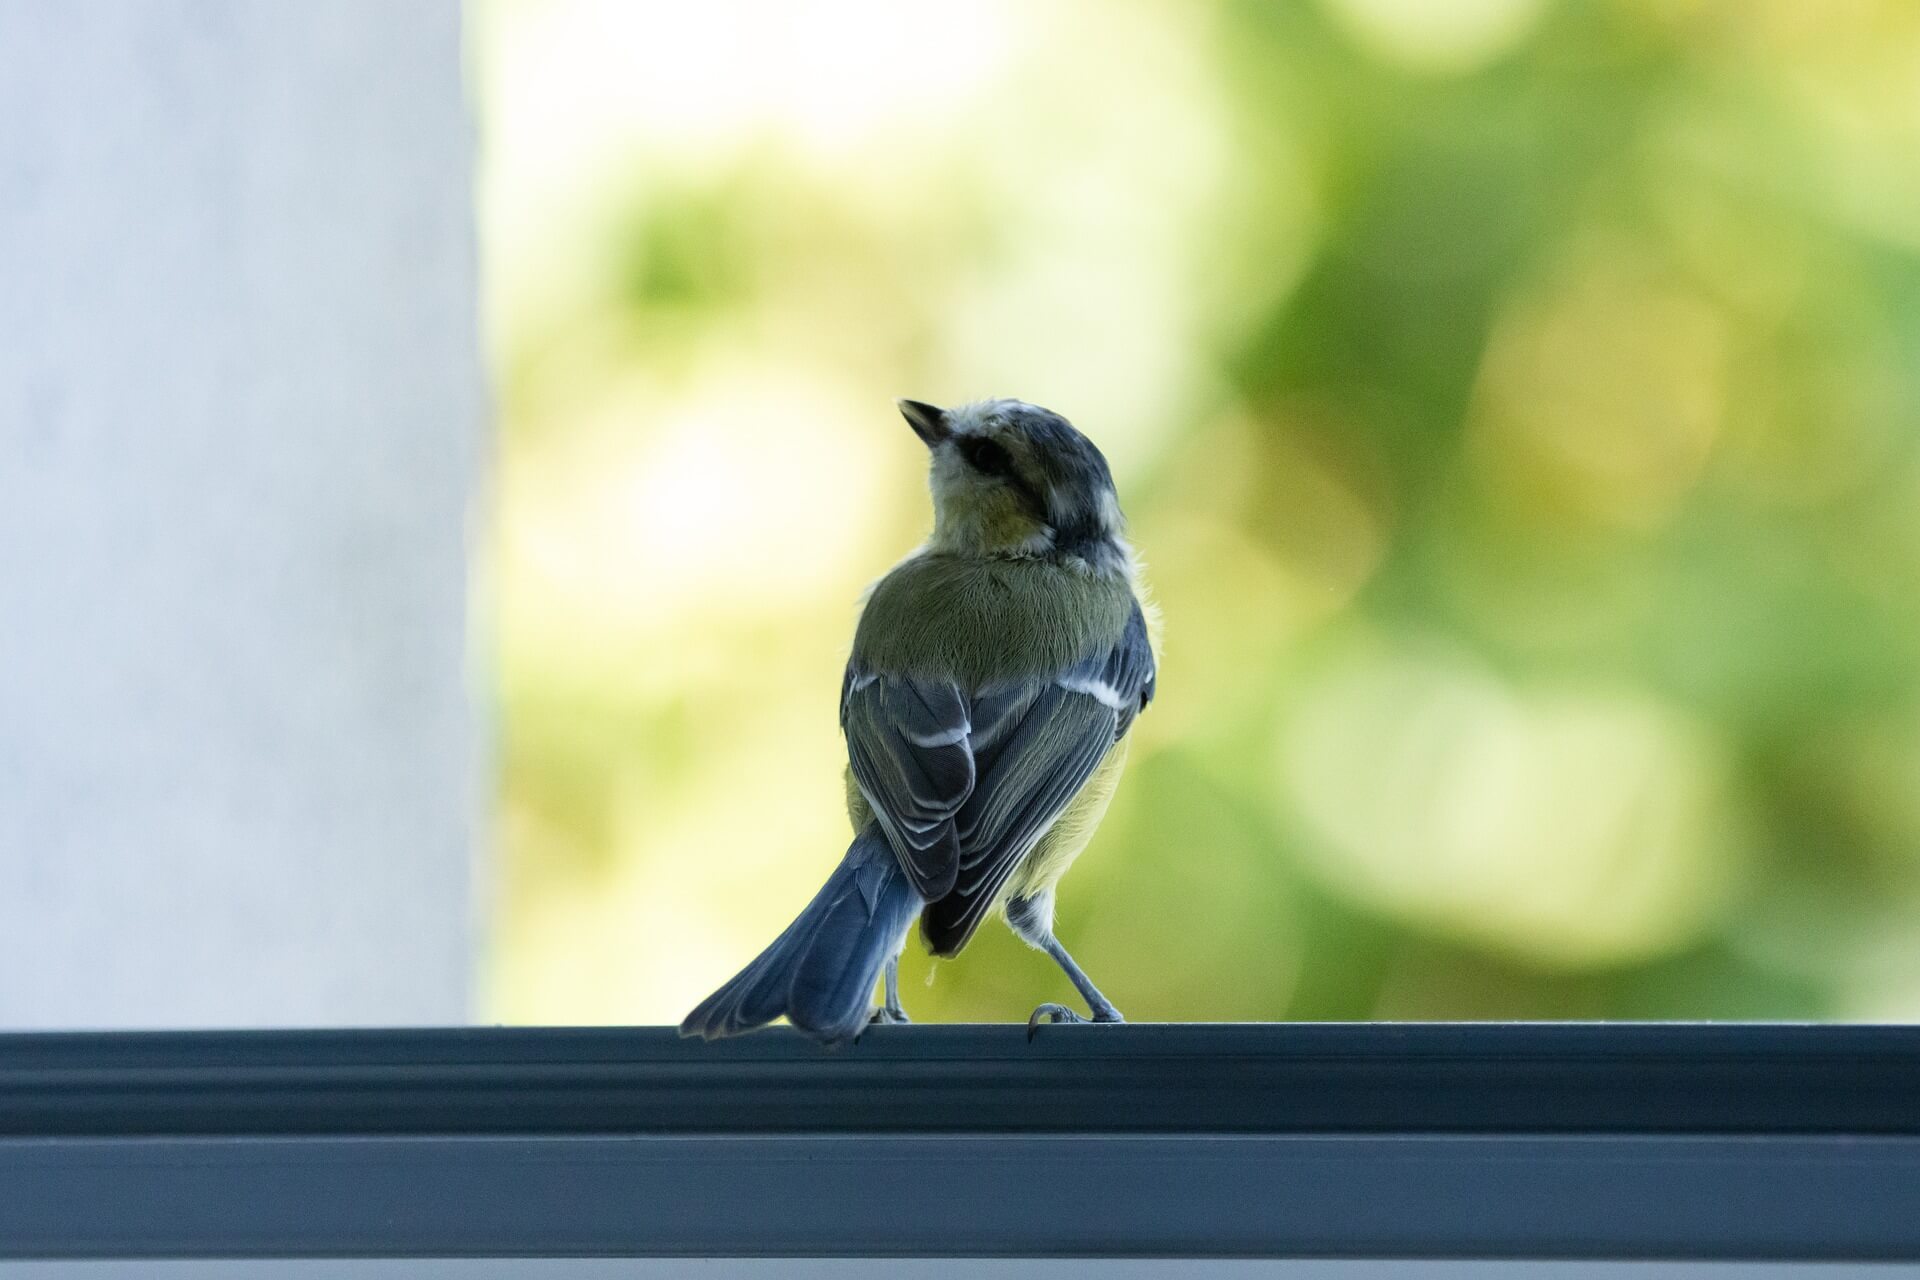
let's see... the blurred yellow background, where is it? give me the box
[473,0,1920,1025]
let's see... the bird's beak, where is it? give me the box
[897,399,950,448]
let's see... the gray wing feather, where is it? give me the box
[922,682,1117,955]
[842,673,973,899]
[1107,599,1156,736]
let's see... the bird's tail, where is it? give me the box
[679,823,922,1045]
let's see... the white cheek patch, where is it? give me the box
[929,459,968,502]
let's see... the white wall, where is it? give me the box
[0,1,482,1026]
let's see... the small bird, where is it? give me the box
[680,397,1156,1044]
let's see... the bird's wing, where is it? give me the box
[921,604,1158,955]
[917,682,1116,955]
[1102,597,1157,738]
[842,598,1156,937]
[841,669,975,899]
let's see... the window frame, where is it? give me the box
[3,1023,1917,1260]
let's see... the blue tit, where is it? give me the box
[680,397,1157,1045]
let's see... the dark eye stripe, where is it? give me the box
[959,436,1014,478]
[955,434,1051,524]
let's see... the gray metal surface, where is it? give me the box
[6,1263,1916,1277]
[6,1023,1920,1137]
[4,1024,1920,1260]
[3,1132,1918,1260]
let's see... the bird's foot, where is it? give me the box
[868,1005,911,1027]
[1026,1002,1124,1040]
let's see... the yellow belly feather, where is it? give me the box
[1006,735,1128,903]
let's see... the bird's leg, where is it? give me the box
[868,954,911,1026]
[1006,892,1123,1037]
[884,953,910,1022]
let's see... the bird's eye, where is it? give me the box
[958,436,1014,479]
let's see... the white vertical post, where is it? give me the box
[0,1,482,1026]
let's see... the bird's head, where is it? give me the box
[897,397,1126,574]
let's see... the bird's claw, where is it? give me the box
[1027,1003,1084,1038]
[868,1006,911,1027]
[1026,1002,1124,1040]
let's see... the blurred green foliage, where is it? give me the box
[476,0,1920,1024]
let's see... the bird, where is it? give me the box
[679,397,1157,1045]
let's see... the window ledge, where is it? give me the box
[3,1023,1918,1259]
